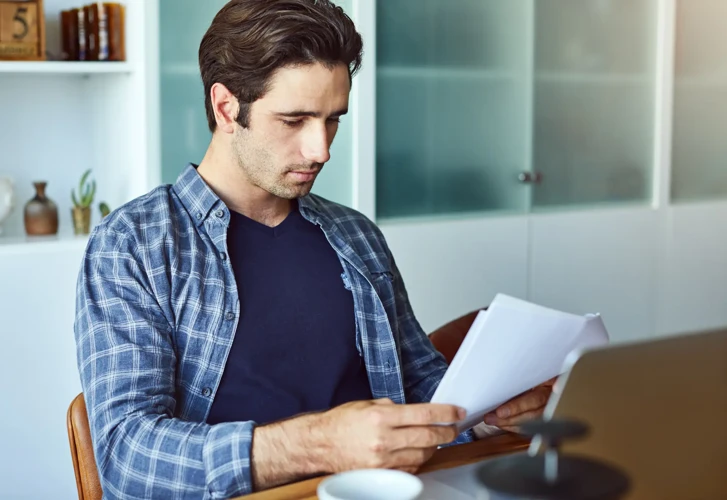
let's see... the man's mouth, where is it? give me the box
[288,169,320,182]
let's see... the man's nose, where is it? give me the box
[301,124,332,164]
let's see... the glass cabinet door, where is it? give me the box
[531,0,658,209]
[671,0,727,202]
[375,0,531,219]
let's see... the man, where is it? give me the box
[74,1,553,498]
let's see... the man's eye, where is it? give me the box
[282,120,303,128]
[328,117,341,124]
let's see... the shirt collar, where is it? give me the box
[172,163,329,227]
[173,164,224,226]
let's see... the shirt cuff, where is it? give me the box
[203,420,257,499]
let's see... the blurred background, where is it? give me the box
[1,0,726,498]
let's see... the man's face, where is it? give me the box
[232,62,351,199]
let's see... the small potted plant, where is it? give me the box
[71,169,96,235]
[99,201,111,219]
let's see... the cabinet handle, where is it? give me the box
[518,172,543,184]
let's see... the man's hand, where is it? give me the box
[251,399,464,491]
[319,398,465,474]
[483,378,557,433]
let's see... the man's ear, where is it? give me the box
[210,83,240,134]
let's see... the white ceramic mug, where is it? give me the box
[0,177,16,235]
[317,469,423,500]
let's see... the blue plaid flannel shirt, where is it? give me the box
[74,165,473,499]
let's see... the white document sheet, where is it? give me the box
[431,294,609,432]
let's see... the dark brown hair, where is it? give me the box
[199,0,363,132]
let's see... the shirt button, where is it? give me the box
[196,212,202,220]
[225,311,235,321]
[216,210,224,218]
[220,252,227,261]
[202,387,212,397]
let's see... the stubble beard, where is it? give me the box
[232,128,317,200]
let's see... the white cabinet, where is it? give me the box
[381,215,529,333]
[0,240,87,499]
[529,208,660,343]
[655,202,727,336]
[347,0,727,340]
[656,0,727,335]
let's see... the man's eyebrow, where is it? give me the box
[273,108,349,118]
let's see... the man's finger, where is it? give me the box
[500,425,524,434]
[486,408,543,428]
[495,387,550,419]
[387,425,459,451]
[541,377,558,388]
[382,403,466,427]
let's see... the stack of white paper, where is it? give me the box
[431,294,609,432]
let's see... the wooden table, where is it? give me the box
[237,433,530,500]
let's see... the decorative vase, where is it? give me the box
[72,206,91,235]
[24,181,59,236]
[0,177,15,236]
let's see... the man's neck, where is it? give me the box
[197,144,293,227]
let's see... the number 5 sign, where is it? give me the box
[0,0,46,60]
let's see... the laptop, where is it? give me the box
[420,329,727,499]
[536,328,727,499]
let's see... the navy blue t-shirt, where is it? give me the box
[206,204,373,426]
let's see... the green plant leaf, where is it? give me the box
[79,169,91,194]
[87,180,97,206]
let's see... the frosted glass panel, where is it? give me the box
[309,0,354,206]
[159,0,225,184]
[376,0,531,219]
[671,0,727,201]
[159,0,354,206]
[378,1,524,68]
[532,0,658,208]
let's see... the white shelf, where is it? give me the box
[0,232,89,255]
[0,61,134,75]
[536,72,651,85]
[378,65,514,81]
